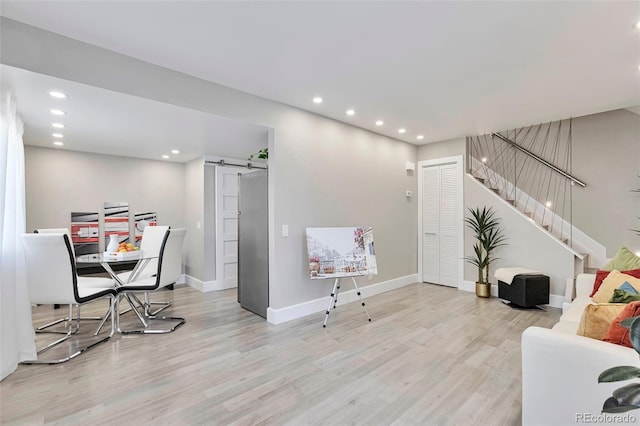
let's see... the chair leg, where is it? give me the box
[117,292,184,335]
[36,303,103,335]
[143,292,172,316]
[22,297,115,365]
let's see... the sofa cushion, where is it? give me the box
[559,296,593,324]
[601,246,640,272]
[577,303,626,340]
[589,268,640,297]
[603,301,640,348]
[551,320,581,335]
[592,270,640,303]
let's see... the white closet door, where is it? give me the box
[422,166,440,284]
[215,166,245,290]
[438,164,458,286]
[421,162,459,288]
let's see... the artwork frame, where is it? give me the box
[305,227,377,280]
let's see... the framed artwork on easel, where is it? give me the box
[305,226,378,279]
[305,226,377,327]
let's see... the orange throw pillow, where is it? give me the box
[603,301,640,348]
[577,303,626,340]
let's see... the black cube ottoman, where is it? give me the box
[498,274,550,308]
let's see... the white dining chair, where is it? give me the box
[33,228,114,333]
[117,225,171,315]
[116,228,186,334]
[21,233,117,364]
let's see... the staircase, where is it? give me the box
[467,121,607,275]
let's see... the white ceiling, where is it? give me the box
[0,65,269,162]
[1,1,639,146]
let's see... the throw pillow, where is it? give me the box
[601,247,640,272]
[609,288,640,304]
[592,270,640,303]
[603,301,640,348]
[618,281,639,294]
[577,303,627,340]
[589,269,640,297]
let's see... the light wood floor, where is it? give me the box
[0,283,560,425]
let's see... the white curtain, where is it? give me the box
[0,91,36,380]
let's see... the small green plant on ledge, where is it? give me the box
[248,148,268,161]
[598,317,640,412]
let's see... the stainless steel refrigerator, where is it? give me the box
[237,169,269,318]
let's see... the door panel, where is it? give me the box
[215,166,245,290]
[238,169,269,318]
[421,162,459,288]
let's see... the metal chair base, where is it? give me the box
[21,335,112,364]
[23,296,115,365]
[118,316,185,334]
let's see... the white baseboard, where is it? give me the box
[184,274,218,292]
[266,274,418,325]
[547,294,564,309]
[460,280,563,308]
[212,281,238,291]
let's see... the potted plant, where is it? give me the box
[248,148,268,161]
[464,206,507,297]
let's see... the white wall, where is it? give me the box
[3,19,419,313]
[24,146,185,242]
[417,112,640,283]
[465,175,575,297]
[184,157,204,280]
[572,109,640,257]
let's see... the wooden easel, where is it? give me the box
[323,276,371,327]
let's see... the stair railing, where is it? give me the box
[466,119,586,248]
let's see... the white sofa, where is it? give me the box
[522,273,640,426]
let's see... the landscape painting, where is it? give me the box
[306,227,378,280]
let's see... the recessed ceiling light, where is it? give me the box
[171,149,180,154]
[53,141,64,147]
[162,155,170,159]
[50,109,65,116]
[545,201,552,208]
[313,97,323,104]
[346,109,355,116]
[375,120,383,126]
[636,21,640,30]
[51,123,65,129]
[49,91,67,99]
[481,157,487,163]
[416,135,424,140]
[398,128,406,134]
[52,133,64,138]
